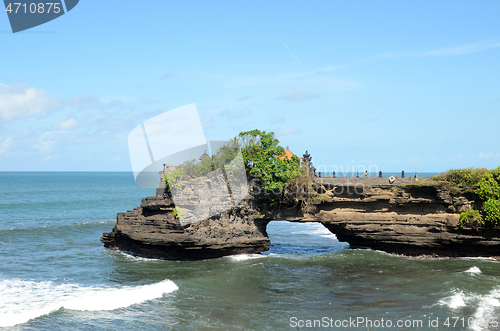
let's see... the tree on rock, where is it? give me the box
[234,129,301,203]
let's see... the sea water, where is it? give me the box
[1,172,500,330]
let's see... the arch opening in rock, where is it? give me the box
[262,221,349,257]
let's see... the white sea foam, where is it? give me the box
[472,288,500,331]
[442,292,467,309]
[228,254,263,261]
[437,287,500,330]
[448,293,465,309]
[437,289,469,309]
[117,251,161,262]
[465,266,482,274]
[290,223,338,239]
[0,278,178,327]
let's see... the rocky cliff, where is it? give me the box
[101,194,271,259]
[315,181,500,257]
[101,180,500,259]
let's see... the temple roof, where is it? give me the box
[199,150,210,160]
[280,146,295,160]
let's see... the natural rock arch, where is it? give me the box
[102,181,500,259]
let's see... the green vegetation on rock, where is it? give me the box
[235,129,302,203]
[163,141,242,192]
[163,129,315,209]
[432,167,487,187]
[459,209,484,228]
[483,198,500,227]
[173,206,185,220]
[476,171,500,201]
[437,167,500,228]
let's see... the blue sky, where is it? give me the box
[0,1,499,173]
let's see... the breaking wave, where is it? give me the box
[0,278,178,327]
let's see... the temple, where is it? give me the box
[280,146,295,160]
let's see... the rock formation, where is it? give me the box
[101,179,500,259]
[101,192,271,260]
[315,180,500,257]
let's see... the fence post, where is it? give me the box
[402,171,405,178]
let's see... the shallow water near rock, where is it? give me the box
[1,172,500,330]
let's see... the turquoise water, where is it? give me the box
[1,172,500,330]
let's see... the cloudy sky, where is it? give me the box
[1,1,499,173]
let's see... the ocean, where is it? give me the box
[1,172,499,330]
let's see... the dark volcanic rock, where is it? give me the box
[316,182,500,257]
[101,195,270,260]
[102,180,500,259]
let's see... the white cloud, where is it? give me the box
[66,93,140,110]
[278,126,300,135]
[33,131,57,153]
[447,154,463,162]
[99,95,135,106]
[421,40,500,57]
[59,118,79,130]
[43,154,61,161]
[271,117,285,124]
[238,109,251,117]
[110,156,122,162]
[0,83,61,123]
[279,88,319,101]
[92,113,105,122]
[479,152,500,160]
[0,136,13,153]
[34,140,55,153]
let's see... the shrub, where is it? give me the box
[164,167,185,192]
[441,167,500,228]
[459,209,483,228]
[173,206,185,220]
[476,172,500,201]
[432,168,487,187]
[235,129,302,204]
[483,199,500,227]
[474,168,500,227]
[183,157,214,177]
[164,141,243,192]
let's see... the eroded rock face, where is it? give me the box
[101,195,271,260]
[317,182,500,257]
[101,181,500,259]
